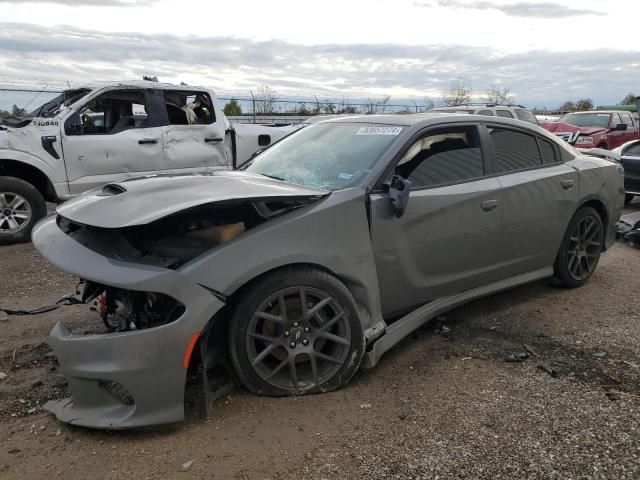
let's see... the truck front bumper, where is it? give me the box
[32,216,225,429]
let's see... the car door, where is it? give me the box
[620,112,637,144]
[62,88,166,195]
[620,141,640,195]
[485,125,579,276]
[369,124,504,317]
[161,89,228,173]
[607,113,626,149]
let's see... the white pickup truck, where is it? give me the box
[0,80,297,244]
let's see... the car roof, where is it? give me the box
[66,80,213,94]
[323,113,548,131]
[564,111,622,115]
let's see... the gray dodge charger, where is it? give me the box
[32,114,625,428]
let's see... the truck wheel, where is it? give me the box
[229,267,365,396]
[553,206,604,288]
[0,177,47,245]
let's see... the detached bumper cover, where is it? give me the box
[33,216,225,429]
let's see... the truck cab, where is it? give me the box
[541,110,640,150]
[0,80,292,244]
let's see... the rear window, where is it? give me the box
[515,109,539,125]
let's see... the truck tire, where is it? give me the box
[0,177,47,245]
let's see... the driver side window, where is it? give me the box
[395,126,485,188]
[76,89,148,135]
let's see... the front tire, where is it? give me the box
[0,177,47,245]
[229,267,365,396]
[553,206,604,288]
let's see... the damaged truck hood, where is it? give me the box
[57,171,330,228]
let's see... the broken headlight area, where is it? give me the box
[82,281,186,333]
[58,198,314,269]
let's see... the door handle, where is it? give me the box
[138,138,158,144]
[561,179,574,190]
[204,137,223,143]
[481,199,499,212]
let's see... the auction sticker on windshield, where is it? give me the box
[356,126,403,136]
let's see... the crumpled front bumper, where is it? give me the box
[32,216,225,429]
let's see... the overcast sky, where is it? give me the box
[0,0,638,107]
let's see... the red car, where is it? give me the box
[541,110,639,150]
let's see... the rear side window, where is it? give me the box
[478,110,494,116]
[515,109,539,125]
[395,126,484,187]
[496,110,514,118]
[163,91,215,125]
[621,112,634,127]
[538,138,557,164]
[489,128,542,172]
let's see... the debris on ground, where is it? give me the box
[616,212,640,248]
[0,372,7,381]
[523,344,539,357]
[506,352,529,362]
[592,351,608,358]
[360,403,372,410]
[537,364,559,378]
[178,460,195,472]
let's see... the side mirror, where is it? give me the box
[615,123,628,131]
[65,112,82,135]
[387,175,411,218]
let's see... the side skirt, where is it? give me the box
[361,267,553,369]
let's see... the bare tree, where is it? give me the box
[620,92,636,105]
[442,78,473,106]
[486,85,513,105]
[253,85,279,115]
[362,95,392,114]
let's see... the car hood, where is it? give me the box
[57,171,330,228]
[541,122,607,135]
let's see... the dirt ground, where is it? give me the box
[0,202,639,480]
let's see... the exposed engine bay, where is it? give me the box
[58,197,316,269]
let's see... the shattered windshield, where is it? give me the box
[242,123,402,190]
[560,113,611,128]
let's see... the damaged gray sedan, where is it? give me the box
[32,114,624,428]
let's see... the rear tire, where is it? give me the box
[553,206,604,288]
[229,267,365,396]
[0,177,47,245]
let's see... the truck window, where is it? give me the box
[515,109,539,125]
[496,110,514,118]
[163,91,215,125]
[75,90,148,135]
[610,113,622,127]
[621,112,634,127]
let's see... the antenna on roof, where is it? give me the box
[143,76,159,82]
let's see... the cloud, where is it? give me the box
[417,1,605,18]
[0,0,154,6]
[0,22,637,107]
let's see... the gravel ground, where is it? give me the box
[0,202,639,479]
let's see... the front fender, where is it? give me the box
[181,189,384,332]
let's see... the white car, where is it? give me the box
[0,80,291,244]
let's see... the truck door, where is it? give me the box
[61,88,166,195]
[160,90,229,173]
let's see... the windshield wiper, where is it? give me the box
[260,173,286,181]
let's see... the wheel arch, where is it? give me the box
[195,261,371,368]
[0,159,57,202]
